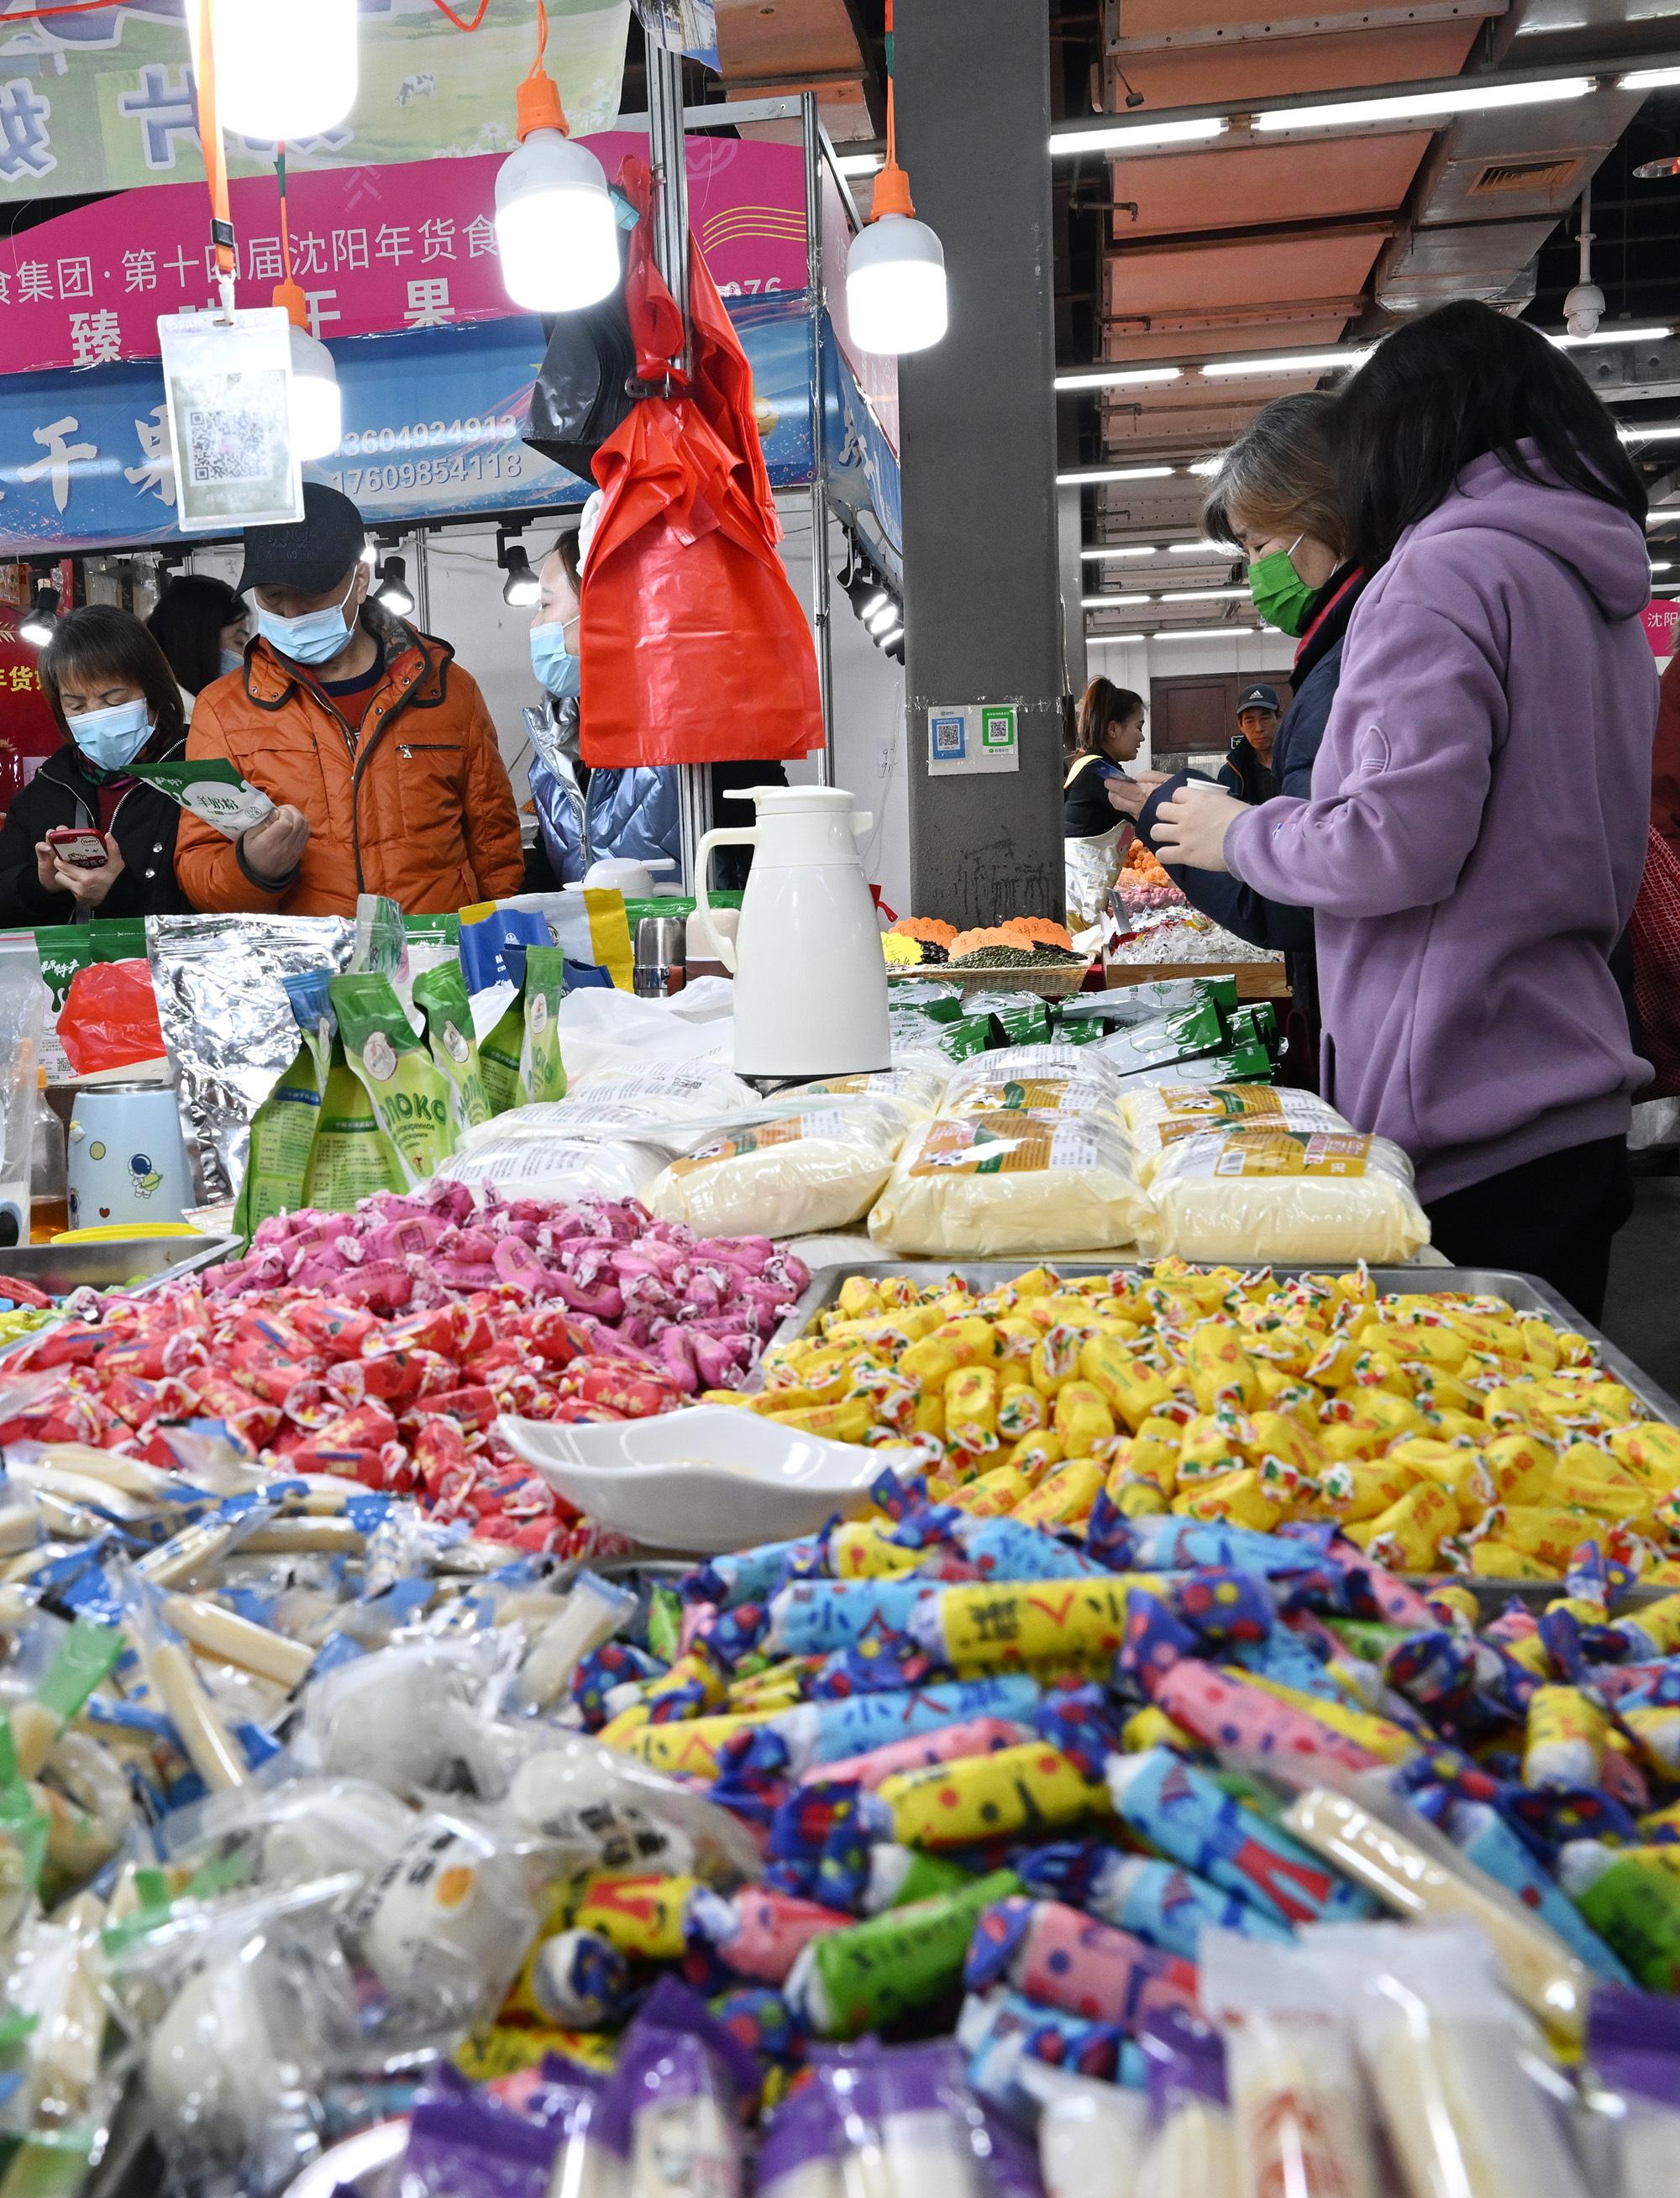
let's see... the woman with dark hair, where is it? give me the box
[1122,391,1367,1086]
[0,605,195,925]
[1063,676,1146,926]
[147,574,249,710]
[1153,300,1657,1317]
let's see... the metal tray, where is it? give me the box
[0,1234,238,1300]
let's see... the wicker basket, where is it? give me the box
[888,962,1089,999]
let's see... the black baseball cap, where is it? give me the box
[238,482,367,597]
[1237,684,1281,714]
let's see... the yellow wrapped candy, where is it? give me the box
[876,1743,1110,1849]
[1012,1456,1104,1532]
[998,1382,1045,1440]
[1480,1432,1556,1506]
[946,1366,999,1451]
[764,1398,874,1444]
[620,1709,780,1777]
[1124,1706,1189,1754]
[1053,1381,1116,1451]
[1609,1421,1680,1492]
[1079,1337,1173,1430]
[948,1464,1032,1519]
[1175,1467,1283,1531]
[826,1520,924,1580]
[1324,1456,1419,1524]
[1468,1540,1557,1581]
[575,1874,702,1960]
[1244,1411,1326,1480]
[1365,1320,1472,1372]
[1007,1433,1065,1486]
[1551,1443,1655,1524]
[1342,1479,1458,1569]
[1524,1684,1608,1790]
[1184,1322,1263,1412]
[929,1576,1141,1672]
[1127,1418,1184,1498]
[1238,1674,1420,1764]
[1499,1505,1602,1572]
[1178,1414,1249,1482]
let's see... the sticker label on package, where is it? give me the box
[911,1115,1109,1178]
[1205,1130,1373,1178]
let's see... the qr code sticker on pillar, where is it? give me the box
[182,406,282,488]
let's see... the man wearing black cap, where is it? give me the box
[1220,682,1281,805]
[175,483,523,916]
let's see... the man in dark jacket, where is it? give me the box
[1219,683,1281,805]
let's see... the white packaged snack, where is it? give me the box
[561,1063,760,1114]
[649,1103,906,1239]
[436,1125,664,1205]
[1020,2064,1150,2198]
[869,1111,1150,1256]
[1123,1083,1351,1184]
[942,1043,1125,1123]
[785,1063,949,1125]
[1140,1124,1430,1264]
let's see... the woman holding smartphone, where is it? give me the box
[0,605,195,926]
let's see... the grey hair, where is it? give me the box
[1200,391,1349,557]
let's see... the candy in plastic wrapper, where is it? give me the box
[1020,2061,1150,2198]
[1585,1985,1680,2198]
[1036,1849,1292,1962]
[785,1868,1021,2039]
[964,1895,1199,2032]
[1199,1929,1383,2198]
[1107,1749,1375,1930]
[1135,2009,1236,2198]
[687,1886,849,1986]
[875,1744,1110,1850]
[598,1978,759,2198]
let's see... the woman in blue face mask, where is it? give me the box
[0,605,195,927]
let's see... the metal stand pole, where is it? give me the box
[647,41,711,889]
[411,532,431,631]
[803,92,835,789]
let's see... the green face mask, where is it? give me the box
[1249,538,1317,637]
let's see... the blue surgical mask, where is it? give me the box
[71,698,153,773]
[255,576,357,668]
[219,646,245,677]
[530,620,581,701]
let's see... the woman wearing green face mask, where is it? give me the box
[1119,392,1367,1086]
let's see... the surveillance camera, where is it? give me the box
[1564,281,1605,338]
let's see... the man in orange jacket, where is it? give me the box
[176,484,524,917]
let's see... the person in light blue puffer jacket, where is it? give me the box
[526,528,779,888]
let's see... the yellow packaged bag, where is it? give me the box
[1121,1082,1347,1183]
[651,1102,906,1237]
[868,1109,1150,1257]
[1139,1125,1431,1265]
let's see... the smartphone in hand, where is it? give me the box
[45,826,109,871]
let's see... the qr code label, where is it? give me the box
[183,407,281,487]
[931,714,967,758]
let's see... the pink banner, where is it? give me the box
[0,135,808,376]
[1645,601,1680,658]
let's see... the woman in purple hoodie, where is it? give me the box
[1154,301,1657,1320]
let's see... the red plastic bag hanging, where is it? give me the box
[579,158,822,769]
[1632,824,1680,1100]
[57,960,167,1079]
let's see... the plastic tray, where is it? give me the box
[0,1234,237,1302]
[767,1259,1680,1601]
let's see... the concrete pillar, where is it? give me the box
[895,0,1065,926]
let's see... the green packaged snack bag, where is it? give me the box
[302,1041,403,1209]
[479,999,528,1115]
[412,959,491,1136]
[234,971,333,1240]
[1094,997,1227,1078]
[404,912,461,948]
[33,920,148,1083]
[519,946,568,1104]
[329,973,455,1190]
[989,999,1052,1049]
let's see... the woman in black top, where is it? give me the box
[147,574,248,703]
[1063,678,1146,926]
[0,606,195,927]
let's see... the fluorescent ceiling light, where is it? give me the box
[837,151,884,176]
[1056,366,1184,391]
[1082,594,1152,607]
[1552,324,1672,347]
[1152,626,1257,640]
[1188,458,1224,476]
[1653,561,1674,573]
[1168,541,1210,553]
[1082,545,1158,560]
[1057,464,1176,484]
[1648,511,1680,527]
[1253,77,1592,133]
[1163,586,1248,601]
[1620,66,1680,89]
[1053,117,1226,155]
[1620,424,1680,441]
[1203,348,1373,378]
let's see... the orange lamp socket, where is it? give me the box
[274,276,309,331]
[870,160,916,223]
[517,68,569,142]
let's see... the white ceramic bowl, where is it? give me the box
[495,1406,921,1552]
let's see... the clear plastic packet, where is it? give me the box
[1198,1928,1385,2198]
[295,1629,514,1799]
[155,1774,416,1900]
[1139,1125,1431,1265]
[1310,1922,1591,2198]
[1019,2062,1150,2198]
[869,1109,1149,1257]
[516,1571,637,1712]
[811,2040,1003,2198]
[108,1874,362,2196]
[1583,1986,1680,2198]
[0,1895,113,2148]
[493,1728,763,1883]
[597,1978,758,2198]
[1135,2010,1236,2198]
[402,2063,613,2198]
[758,2080,847,2198]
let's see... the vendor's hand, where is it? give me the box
[1105,769,1172,818]
[34,841,59,894]
[242,804,310,882]
[51,835,123,908]
[1152,783,1246,873]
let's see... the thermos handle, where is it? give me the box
[692,829,757,973]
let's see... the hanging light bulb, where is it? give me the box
[375,555,416,617]
[845,71,947,356]
[188,0,358,144]
[500,541,542,608]
[495,1,620,314]
[18,584,58,648]
[274,281,342,461]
